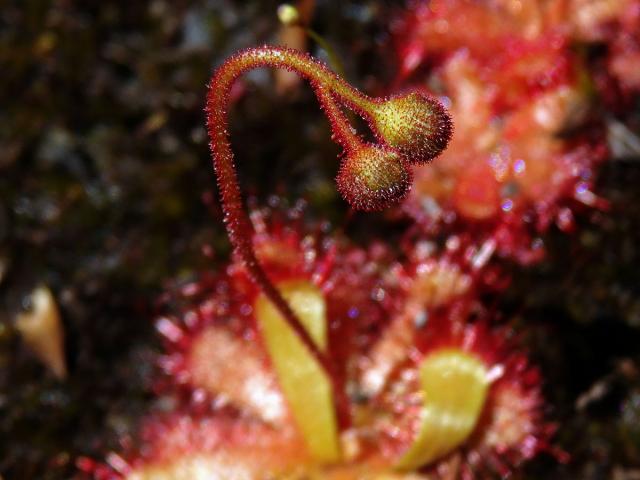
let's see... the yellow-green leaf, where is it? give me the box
[396,349,489,470]
[255,279,340,463]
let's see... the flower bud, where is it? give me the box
[368,92,453,165]
[336,143,412,211]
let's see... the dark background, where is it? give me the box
[1,1,639,478]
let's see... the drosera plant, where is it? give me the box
[205,45,451,383]
[82,271,559,479]
[79,39,564,471]
[365,303,565,477]
[204,45,452,466]
[81,45,564,479]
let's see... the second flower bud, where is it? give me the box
[336,143,412,212]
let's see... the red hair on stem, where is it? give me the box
[205,46,451,380]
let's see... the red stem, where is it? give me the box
[205,47,366,379]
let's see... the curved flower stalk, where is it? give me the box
[206,46,452,378]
